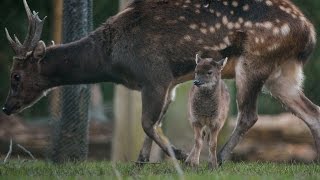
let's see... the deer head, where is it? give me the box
[2,0,49,115]
[194,54,228,89]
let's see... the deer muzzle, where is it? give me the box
[193,80,204,87]
[2,107,10,115]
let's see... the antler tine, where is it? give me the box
[22,0,46,52]
[14,34,22,46]
[5,28,22,55]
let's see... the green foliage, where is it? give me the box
[0,160,320,179]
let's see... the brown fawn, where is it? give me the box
[186,54,230,169]
[3,0,319,164]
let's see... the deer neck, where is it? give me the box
[38,30,118,87]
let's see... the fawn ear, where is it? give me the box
[33,41,46,60]
[195,54,203,64]
[216,57,228,70]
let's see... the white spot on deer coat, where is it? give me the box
[197,39,204,44]
[273,27,280,35]
[227,22,234,29]
[194,4,201,8]
[238,17,244,24]
[209,26,216,33]
[201,22,207,27]
[189,24,198,30]
[266,0,273,6]
[243,4,249,11]
[232,1,238,7]
[234,22,241,29]
[200,28,208,34]
[184,35,192,41]
[281,24,290,36]
[267,43,280,51]
[223,1,228,6]
[179,16,186,21]
[222,16,228,25]
[244,21,253,28]
[219,43,227,49]
[224,37,231,45]
[255,37,260,43]
[215,23,221,29]
[263,21,273,29]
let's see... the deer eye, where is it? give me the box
[207,71,213,75]
[13,74,21,82]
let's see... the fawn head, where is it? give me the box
[193,54,227,89]
[2,0,49,115]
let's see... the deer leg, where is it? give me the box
[218,61,265,164]
[140,85,187,161]
[137,86,177,163]
[185,123,203,167]
[265,62,320,161]
[208,125,220,170]
[276,91,320,161]
[137,136,153,163]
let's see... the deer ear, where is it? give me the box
[33,41,46,60]
[195,54,202,64]
[216,57,228,70]
[48,40,55,47]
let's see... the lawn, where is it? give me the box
[0,160,319,179]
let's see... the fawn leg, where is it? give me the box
[185,123,203,167]
[208,125,221,170]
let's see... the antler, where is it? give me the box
[5,0,46,58]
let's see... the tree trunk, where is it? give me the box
[111,0,145,162]
[50,0,92,163]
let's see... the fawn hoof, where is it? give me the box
[185,159,199,168]
[208,162,219,170]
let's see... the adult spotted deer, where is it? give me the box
[3,0,319,164]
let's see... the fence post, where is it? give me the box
[111,0,145,162]
[50,0,92,163]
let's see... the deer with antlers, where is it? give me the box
[3,0,319,164]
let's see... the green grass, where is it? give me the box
[0,160,319,179]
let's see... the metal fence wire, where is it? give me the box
[49,0,93,163]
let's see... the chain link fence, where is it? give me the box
[50,0,92,163]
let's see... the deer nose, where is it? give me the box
[2,107,10,115]
[193,80,204,87]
